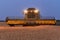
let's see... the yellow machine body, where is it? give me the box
[6,19,56,25]
[6,8,56,26]
[7,20,25,25]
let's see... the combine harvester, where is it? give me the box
[5,8,56,26]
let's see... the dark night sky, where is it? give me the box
[0,0,60,20]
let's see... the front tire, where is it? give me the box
[8,24,15,26]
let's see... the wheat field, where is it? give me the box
[0,22,60,40]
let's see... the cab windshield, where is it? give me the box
[27,13,35,18]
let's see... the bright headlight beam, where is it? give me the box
[34,10,39,13]
[24,10,28,14]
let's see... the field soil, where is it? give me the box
[0,25,60,40]
[0,22,60,40]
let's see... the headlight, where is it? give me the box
[34,10,39,13]
[24,10,28,14]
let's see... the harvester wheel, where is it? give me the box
[8,24,14,26]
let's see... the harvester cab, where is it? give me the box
[23,8,40,20]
